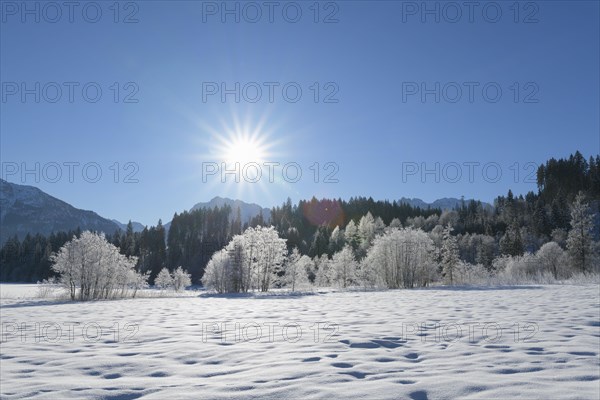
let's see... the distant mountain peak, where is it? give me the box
[190,197,271,223]
[0,179,121,245]
[398,197,493,211]
[111,219,146,233]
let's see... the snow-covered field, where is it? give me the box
[1,284,599,399]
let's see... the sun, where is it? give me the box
[195,109,286,168]
[224,136,266,164]
[179,104,296,205]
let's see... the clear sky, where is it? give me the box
[1,0,599,226]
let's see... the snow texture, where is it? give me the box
[1,284,599,399]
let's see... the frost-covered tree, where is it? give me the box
[252,226,288,292]
[284,248,311,291]
[496,253,540,282]
[155,268,174,291]
[356,258,377,290]
[345,220,359,250]
[423,215,440,232]
[536,242,568,279]
[551,228,568,248]
[567,193,594,273]
[363,228,435,289]
[202,249,231,293]
[441,224,460,285]
[200,226,287,293]
[308,227,329,258]
[374,216,386,236]
[284,248,300,290]
[329,226,345,254]
[329,245,357,288]
[357,212,376,255]
[50,231,143,301]
[500,224,524,256]
[453,261,490,285]
[226,234,250,293]
[129,270,149,298]
[314,254,331,287]
[172,266,192,292]
[429,224,444,248]
[155,267,174,291]
[438,210,459,228]
[474,235,497,270]
[406,215,425,230]
[389,218,402,229]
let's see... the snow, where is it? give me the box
[1,284,599,399]
[0,284,41,299]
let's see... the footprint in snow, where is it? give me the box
[302,357,321,362]
[331,362,353,368]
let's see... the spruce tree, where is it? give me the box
[567,192,594,272]
[441,224,460,285]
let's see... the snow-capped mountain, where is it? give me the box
[0,179,121,245]
[398,197,493,211]
[190,196,271,223]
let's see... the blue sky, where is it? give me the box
[1,1,599,226]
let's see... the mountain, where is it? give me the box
[112,219,146,233]
[162,197,271,236]
[0,177,495,247]
[398,197,494,211]
[190,196,271,223]
[0,179,121,245]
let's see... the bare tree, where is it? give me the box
[50,231,144,301]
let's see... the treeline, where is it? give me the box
[203,191,598,293]
[0,230,78,282]
[537,151,600,202]
[1,204,258,284]
[0,196,441,284]
[1,151,598,284]
[269,196,441,257]
[270,152,599,260]
[166,206,232,282]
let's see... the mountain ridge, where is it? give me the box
[0,179,121,245]
[190,196,271,223]
[398,197,493,211]
[1,179,494,245]
[111,219,146,233]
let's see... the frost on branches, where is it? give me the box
[172,266,192,291]
[154,266,192,292]
[284,247,311,291]
[200,203,599,293]
[363,228,436,289]
[202,226,287,293]
[567,192,595,273]
[441,224,460,285]
[329,245,358,288]
[50,231,147,301]
[155,267,174,291]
